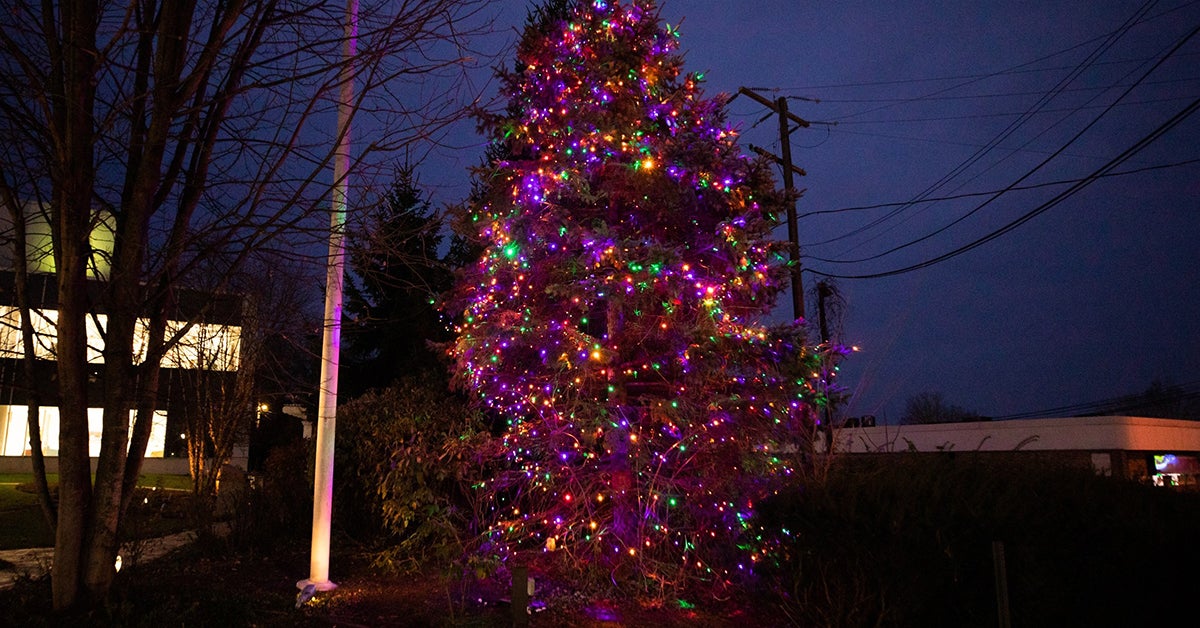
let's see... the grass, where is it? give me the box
[0,482,51,550]
[0,473,194,550]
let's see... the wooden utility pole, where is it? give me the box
[736,87,809,320]
[817,280,834,449]
[777,96,804,320]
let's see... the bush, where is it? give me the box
[753,454,1200,627]
[335,377,496,573]
[216,438,314,551]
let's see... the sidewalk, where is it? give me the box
[0,530,196,590]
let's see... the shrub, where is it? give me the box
[753,454,1200,627]
[335,377,497,573]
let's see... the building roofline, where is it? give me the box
[834,415,1200,454]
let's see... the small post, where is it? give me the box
[511,565,530,626]
[992,540,1011,628]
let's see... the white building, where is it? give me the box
[833,415,1200,486]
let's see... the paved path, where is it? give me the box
[0,530,196,590]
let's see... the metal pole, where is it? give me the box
[298,0,357,594]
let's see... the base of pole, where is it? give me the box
[296,578,339,592]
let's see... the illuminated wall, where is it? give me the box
[20,205,115,278]
[0,405,168,457]
[0,306,240,458]
[0,306,241,370]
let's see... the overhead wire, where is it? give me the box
[827,94,1199,126]
[990,379,1200,420]
[808,76,1195,104]
[809,21,1200,265]
[797,157,1200,219]
[808,92,1200,279]
[764,0,1199,94]
[799,0,1160,250]
[767,50,1200,91]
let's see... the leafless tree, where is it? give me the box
[0,0,494,610]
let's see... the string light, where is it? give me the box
[445,0,848,586]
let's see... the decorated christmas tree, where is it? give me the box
[447,0,838,587]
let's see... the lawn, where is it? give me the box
[0,473,194,550]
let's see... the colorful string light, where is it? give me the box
[446,0,846,585]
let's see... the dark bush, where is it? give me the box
[334,377,497,573]
[219,438,314,550]
[753,454,1200,627]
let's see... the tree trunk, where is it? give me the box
[48,0,100,609]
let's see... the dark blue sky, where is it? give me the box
[422,0,1200,421]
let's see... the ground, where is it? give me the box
[1,475,788,626]
[0,541,786,627]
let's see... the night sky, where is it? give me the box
[423,0,1200,422]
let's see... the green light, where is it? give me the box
[503,243,519,259]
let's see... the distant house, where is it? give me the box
[833,415,1200,487]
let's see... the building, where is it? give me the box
[0,206,245,473]
[832,415,1200,487]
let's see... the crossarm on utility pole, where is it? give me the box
[749,145,807,178]
[735,87,811,130]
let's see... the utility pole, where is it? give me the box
[735,87,809,320]
[817,280,834,450]
[299,0,357,596]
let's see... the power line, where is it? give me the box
[764,51,1200,91]
[807,77,1196,105]
[991,379,1200,420]
[802,2,1158,251]
[810,22,1199,265]
[762,0,1199,95]
[823,95,1198,125]
[797,158,1200,219]
[809,93,1200,279]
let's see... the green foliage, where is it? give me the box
[753,455,1200,626]
[335,377,497,573]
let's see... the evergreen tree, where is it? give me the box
[344,166,455,396]
[446,0,837,587]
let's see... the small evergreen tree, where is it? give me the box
[446,0,842,589]
[344,166,456,396]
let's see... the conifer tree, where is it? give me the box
[447,0,836,586]
[344,166,456,396]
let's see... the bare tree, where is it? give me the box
[901,391,982,424]
[0,0,493,610]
